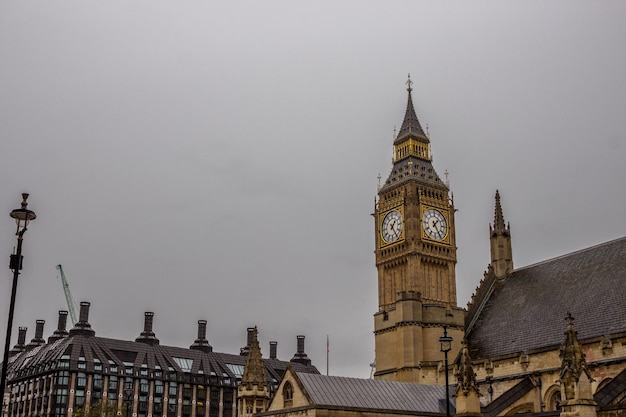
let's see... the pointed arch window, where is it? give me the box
[283,382,294,407]
[547,388,561,411]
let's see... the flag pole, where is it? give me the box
[326,335,329,376]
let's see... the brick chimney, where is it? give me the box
[135,312,159,345]
[48,311,69,343]
[26,320,46,349]
[69,302,95,336]
[290,335,311,366]
[190,320,212,352]
[9,327,27,356]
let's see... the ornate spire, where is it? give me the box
[489,190,513,278]
[242,327,267,387]
[492,190,507,235]
[456,340,480,396]
[559,313,593,399]
[454,340,482,416]
[396,74,427,141]
[558,313,597,417]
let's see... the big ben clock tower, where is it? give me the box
[373,77,464,384]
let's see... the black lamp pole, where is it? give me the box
[439,325,453,417]
[0,194,37,414]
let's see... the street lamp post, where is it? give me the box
[0,194,37,415]
[439,326,453,417]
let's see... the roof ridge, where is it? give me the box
[296,371,442,387]
[512,236,626,273]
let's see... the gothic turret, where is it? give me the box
[558,313,596,417]
[455,340,482,417]
[489,190,513,278]
[238,327,270,417]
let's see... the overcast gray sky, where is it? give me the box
[1,1,625,378]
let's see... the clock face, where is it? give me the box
[423,209,447,241]
[381,210,403,243]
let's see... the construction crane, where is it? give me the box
[56,264,78,326]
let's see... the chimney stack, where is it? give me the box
[269,341,277,359]
[190,320,213,352]
[48,311,69,343]
[9,327,28,356]
[240,327,255,356]
[79,302,89,323]
[70,302,95,336]
[297,335,305,354]
[26,320,46,348]
[136,312,159,345]
[290,335,311,366]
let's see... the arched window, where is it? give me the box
[546,387,562,411]
[283,382,294,407]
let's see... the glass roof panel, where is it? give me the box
[172,357,193,372]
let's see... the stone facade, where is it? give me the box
[373,77,464,382]
[470,325,626,416]
[371,80,626,417]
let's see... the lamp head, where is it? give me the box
[10,193,36,235]
[439,326,453,353]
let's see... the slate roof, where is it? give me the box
[380,87,447,193]
[395,86,428,142]
[467,237,626,359]
[482,376,535,417]
[8,332,319,384]
[380,156,448,193]
[594,366,626,406]
[295,372,453,414]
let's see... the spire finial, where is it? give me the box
[396,74,427,140]
[493,190,506,234]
